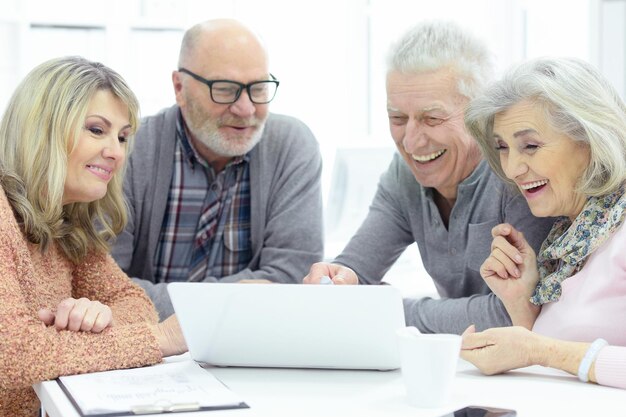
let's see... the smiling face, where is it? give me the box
[173,23,270,168]
[386,68,482,201]
[63,89,131,205]
[493,100,591,220]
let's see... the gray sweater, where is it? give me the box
[112,106,324,319]
[335,154,555,334]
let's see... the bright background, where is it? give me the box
[1,0,624,295]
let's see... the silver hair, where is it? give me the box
[465,56,626,197]
[386,20,493,99]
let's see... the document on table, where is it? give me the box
[57,360,248,416]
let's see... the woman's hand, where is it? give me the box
[460,325,541,375]
[481,223,539,296]
[151,314,188,357]
[461,325,593,382]
[38,297,113,333]
[480,223,541,327]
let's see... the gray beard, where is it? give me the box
[192,122,265,158]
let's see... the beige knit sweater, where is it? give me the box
[0,188,162,416]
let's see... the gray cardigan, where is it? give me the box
[112,106,324,319]
[335,154,555,334]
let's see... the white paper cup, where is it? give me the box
[396,327,461,408]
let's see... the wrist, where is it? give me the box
[577,339,608,383]
[537,336,589,377]
[151,315,187,357]
[527,332,551,367]
[504,299,540,329]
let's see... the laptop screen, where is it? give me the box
[168,283,406,370]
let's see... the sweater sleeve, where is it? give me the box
[212,115,325,284]
[337,159,555,334]
[403,293,512,334]
[72,252,160,326]
[594,346,626,389]
[334,155,415,283]
[0,198,161,390]
[336,160,513,333]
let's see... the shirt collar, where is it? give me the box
[421,159,487,201]
[457,159,488,190]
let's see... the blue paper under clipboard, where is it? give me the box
[57,360,249,416]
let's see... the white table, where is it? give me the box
[34,355,625,417]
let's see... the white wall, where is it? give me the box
[0,0,615,146]
[0,0,622,294]
[1,0,611,138]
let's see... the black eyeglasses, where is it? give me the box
[178,68,279,104]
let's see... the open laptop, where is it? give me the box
[168,283,406,370]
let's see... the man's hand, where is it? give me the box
[151,314,188,357]
[302,262,359,285]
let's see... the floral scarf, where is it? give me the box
[531,186,626,305]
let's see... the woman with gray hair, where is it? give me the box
[461,57,626,389]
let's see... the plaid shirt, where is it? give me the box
[153,113,252,282]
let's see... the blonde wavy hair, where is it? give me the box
[0,56,140,263]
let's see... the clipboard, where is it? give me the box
[57,361,249,416]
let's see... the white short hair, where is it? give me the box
[386,20,493,99]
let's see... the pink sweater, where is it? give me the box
[533,222,626,389]
[0,188,162,416]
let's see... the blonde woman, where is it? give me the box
[0,56,186,416]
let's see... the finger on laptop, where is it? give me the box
[302,262,333,284]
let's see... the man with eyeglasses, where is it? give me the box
[304,21,555,334]
[112,19,323,320]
